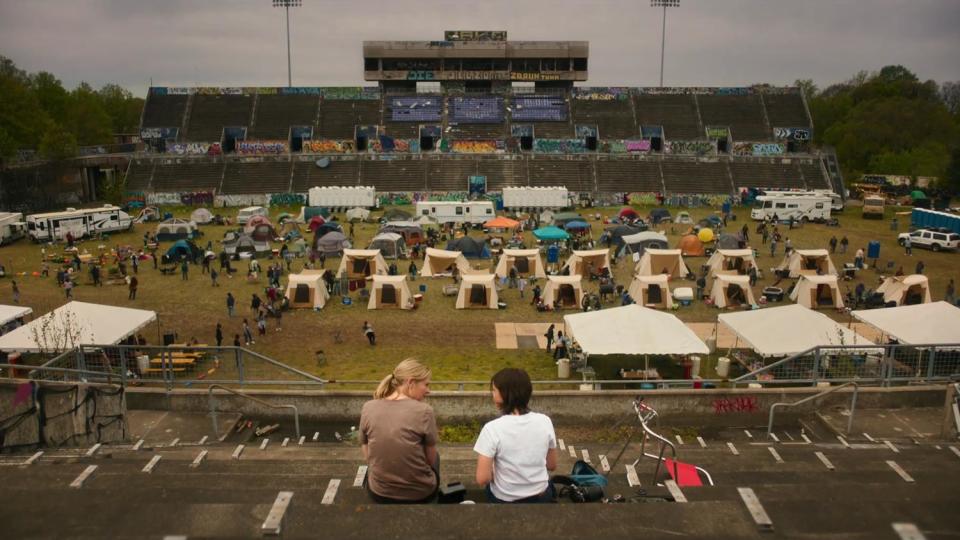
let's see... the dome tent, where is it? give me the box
[621,231,669,258]
[155,218,198,242]
[677,234,705,257]
[368,232,407,259]
[190,208,214,225]
[314,230,351,256]
[445,236,491,259]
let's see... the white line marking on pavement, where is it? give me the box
[321,479,341,505]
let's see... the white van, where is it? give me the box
[0,212,27,245]
[415,201,495,225]
[236,206,269,225]
[26,205,133,242]
[750,194,832,222]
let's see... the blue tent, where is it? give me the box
[533,226,570,241]
[564,220,591,231]
[165,240,201,262]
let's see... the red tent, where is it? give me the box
[308,215,326,232]
[619,208,639,220]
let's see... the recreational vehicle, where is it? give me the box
[0,212,27,245]
[750,194,832,222]
[762,189,844,212]
[26,205,132,242]
[415,201,494,225]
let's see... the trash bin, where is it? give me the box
[689,356,701,377]
[716,357,731,378]
[557,358,570,379]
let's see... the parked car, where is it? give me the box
[898,228,960,252]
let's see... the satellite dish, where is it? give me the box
[315,158,331,168]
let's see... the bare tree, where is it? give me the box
[29,308,92,357]
[940,81,960,116]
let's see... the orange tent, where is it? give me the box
[484,216,520,229]
[677,234,705,257]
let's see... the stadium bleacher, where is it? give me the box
[425,158,478,191]
[572,100,637,139]
[450,96,504,124]
[660,159,732,194]
[221,161,292,194]
[696,95,770,141]
[141,95,188,129]
[185,95,254,142]
[151,160,224,192]
[389,96,442,122]
[318,100,381,139]
[799,159,831,189]
[763,92,810,128]
[634,94,702,140]
[479,158,527,190]
[291,158,360,191]
[728,159,805,190]
[360,159,427,191]
[511,96,568,122]
[250,95,319,140]
[596,158,663,193]
[528,158,593,192]
[124,160,155,191]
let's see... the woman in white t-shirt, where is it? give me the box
[474,368,558,503]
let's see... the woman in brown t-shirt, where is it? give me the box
[359,358,439,503]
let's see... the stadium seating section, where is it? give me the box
[318,100,380,139]
[291,158,360,191]
[661,159,732,194]
[696,95,769,141]
[572,100,637,139]
[511,96,568,122]
[596,159,663,193]
[634,94,702,140]
[389,96,442,122]
[763,93,810,128]
[186,95,253,142]
[251,95,319,140]
[141,95,188,129]
[221,161,291,194]
[450,96,504,124]
[151,160,224,192]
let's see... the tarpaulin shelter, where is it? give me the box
[706,249,757,277]
[533,226,570,241]
[564,304,708,356]
[422,247,472,277]
[677,234,705,257]
[313,230,351,256]
[710,274,756,308]
[621,231,669,257]
[541,275,584,309]
[777,249,837,278]
[562,249,611,276]
[876,274,931,306]
[155,219,198,242]
[134,206,161,223]
[336,249,388,279]
[790,274,844,309]
[674,211,693,224]
[456,274,499,309]
[627,274,673,309]
[484,216,520,229]
[368,275,413,310]
[368,232,407,259]
[445,236,491,259]
[0,301,157,353]
[719,304,877,357]
[635,249,689,278]
[494,249,546,279]
[601,225,643,251]
[851,302,960,345]
[190,208,214,225]
[285,270,330,309]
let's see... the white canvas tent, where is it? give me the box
[541,275,584,309]
[346,207,371,222]
[627,274,673,309]
[455,274,499,309]
[422,247,472,277]
[635,248,689,278]
[285,270,330,309]
[562,249,611,276]
[190,208,214,224]
[0,304,32,335]
[0,301,157,353]
[852,302,960,345]
[336,249,389,279]
[719,304,877,357]
[564,305,709,356]
[368,275,413,310]
[876,274,932,306]
[710,274,756,308]
[368,232,407,260]
[790,274,844,309]
[777,249,837,278]
[494,249,546,279]
[706,249,756,277]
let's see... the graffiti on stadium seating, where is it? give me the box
[733,142,785,157]
[511,72,561,81]
[124,192,147,207]
[195,87,244,95]
[302,140,356,153]
[167,142,222,156]
[705,126,729,140]
[601,140,652,153]
[572,87,631,101]
[773,127,811,141]
[445,31,508,42]
[664,140,716,156]
[627,192,659,206]
[510,124,534,138]
[450,140,501,153]
[713,396,758,414]
[420,125,443,139]
[279,87,321,96]
[406,70,436,81]
[256,87,278,95]
[641,125,663,138]
[269,193,306,207]
[236,140,289,155]
[140,127,179,140]
[318,87,380,100]
[533,139,588,153]
[369,137,420,153]
[180,191,215,206]
[575,125,599,138]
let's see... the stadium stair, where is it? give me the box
[596,158,664,193]
[696,95,770,142]
[186,95,254,142]
[634,94,703,140]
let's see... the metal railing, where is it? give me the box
[630,397,714,487]
[208,384,300,439]
[767,381,859,436]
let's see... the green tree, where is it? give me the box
[64,82,112,145]
[38,124,78,160]
[98,83,143,134]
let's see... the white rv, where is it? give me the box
[0,212,27,246]
[502,187,569,210]
[751,194,832,222]
[26,205,133,242]
[415,201,495,225]
[762,189,843,212]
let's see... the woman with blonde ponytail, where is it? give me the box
[359,358,439,503]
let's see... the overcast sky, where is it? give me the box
[1,0,958,96]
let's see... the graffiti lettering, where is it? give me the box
[124,191,147,207]
[444,31,507,42]
[450,140,499,153]
[318,87,380,100]
[533,139,588,154]
[510,124,534,138]
[572,87,631,101]
[302,140,356,153]
[406,70,435,81]
[575,125,599,138]
[640,125,663,138]
[664,140,716,156]
[712,396,759,414]
[772,127,811,141]
[167,142,221,156]
[751,143,785,156]
[236,140,289,155]
[196,87,244,95]
[269,193,306,207]
[180,191,215,206]
[141,127,178,140]
[705,126,729,140]
[511,72,561,81]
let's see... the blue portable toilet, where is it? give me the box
[546,244,560,264]
[867,240,881,260]
[722,200,732,216]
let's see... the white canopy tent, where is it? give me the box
[635,248,689,278]
[705,249,756,277]
[851,302,960,345]
[455,274,500,309]
[719,304,877,357]
[564,305,709,356]
[876,274,932,306]
[0,301,157,353]
[0,305,32,327]
[790,274,845,310]
[494,249,546,279]
[285,270,331,309]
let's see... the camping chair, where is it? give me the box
[469,284,486,306]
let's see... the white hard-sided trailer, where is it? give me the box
[750,194,832,222]
[0,212,27,245]
[415,201,495,225]
[26,205,132,242]
[502,187,569,210]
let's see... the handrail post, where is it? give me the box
[812,347,821,384]
[209,388,219,439]
[846,385,858,435]
[926,349,936,380]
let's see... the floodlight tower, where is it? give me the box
[651,0,679,87]
[272,0,301,87]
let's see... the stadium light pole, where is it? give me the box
[272,0,301,87]
[651,0,679,87]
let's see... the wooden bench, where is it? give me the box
[143,367,186,374]
[150,357,197,366]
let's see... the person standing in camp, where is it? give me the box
[64,277,73,299]
[518,276,527,298]
[748,265,758,287]
[769,237,777,258]
[531,284,542,306]
[131,253,139,274]
[226,292,236,317]
[408,260,418,280]
[363,321,376,346]
[855,247,865,269]
[839,236,849,254]
[257,311,267,336]
[829,236,838,253]
[544,324,555,353]
[233,334,241,348]
[128,275,138,300]
[915,260,925,275]
[215,322,223,348]
[180,259,189,280]
[11,280,20,304]
[202,255,210,275]
[242,318,254,346]
[553,331,569,360]
[251,293,262,314]
[319,251,326,269]
[904,235,912,255]
[741,224,749,243]
[210,268,219,287]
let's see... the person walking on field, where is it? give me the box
[363,321,376,345]
[215,322,223,348]
[180,259,189,280]
[226,292,236,317]
[544,324,555,353]
[11,280,20,304]
[242,319,254,346]
[128,276,138,300]
[904,235,912,255]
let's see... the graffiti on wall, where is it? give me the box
[664,140,716,156]
[302,140,356,153]
[269,193,306,206]
[140,127,179,140]
[533,139,588,154]
[572,87,631,101]
[369,137,420,153]
[705,126,729,140]
[450,140,500,153]
[598,140,651,154]
[124,192,146,207]
[167,142,222,156]
[180,191,215,206]
[319,87,380,100]
[575,125,599,139]
[733,142,785,157]
[713,396,758,414]
[236,140,289,155]
[511,125,534,138]
[773,127,811,141]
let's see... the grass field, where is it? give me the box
[2,201,956,387]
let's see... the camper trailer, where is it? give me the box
[762,189,844,212]
[26,205,132,242]
[501,187,570,210]
[0,212,27,245]
[750,193,832,222]
[415,201,495,225]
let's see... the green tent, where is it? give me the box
[910,190,927,200]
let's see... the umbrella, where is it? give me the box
[564,220,591,231]
[484,216,520,229]
[533,226,570,241]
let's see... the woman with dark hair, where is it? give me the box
[474,368,557,503]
